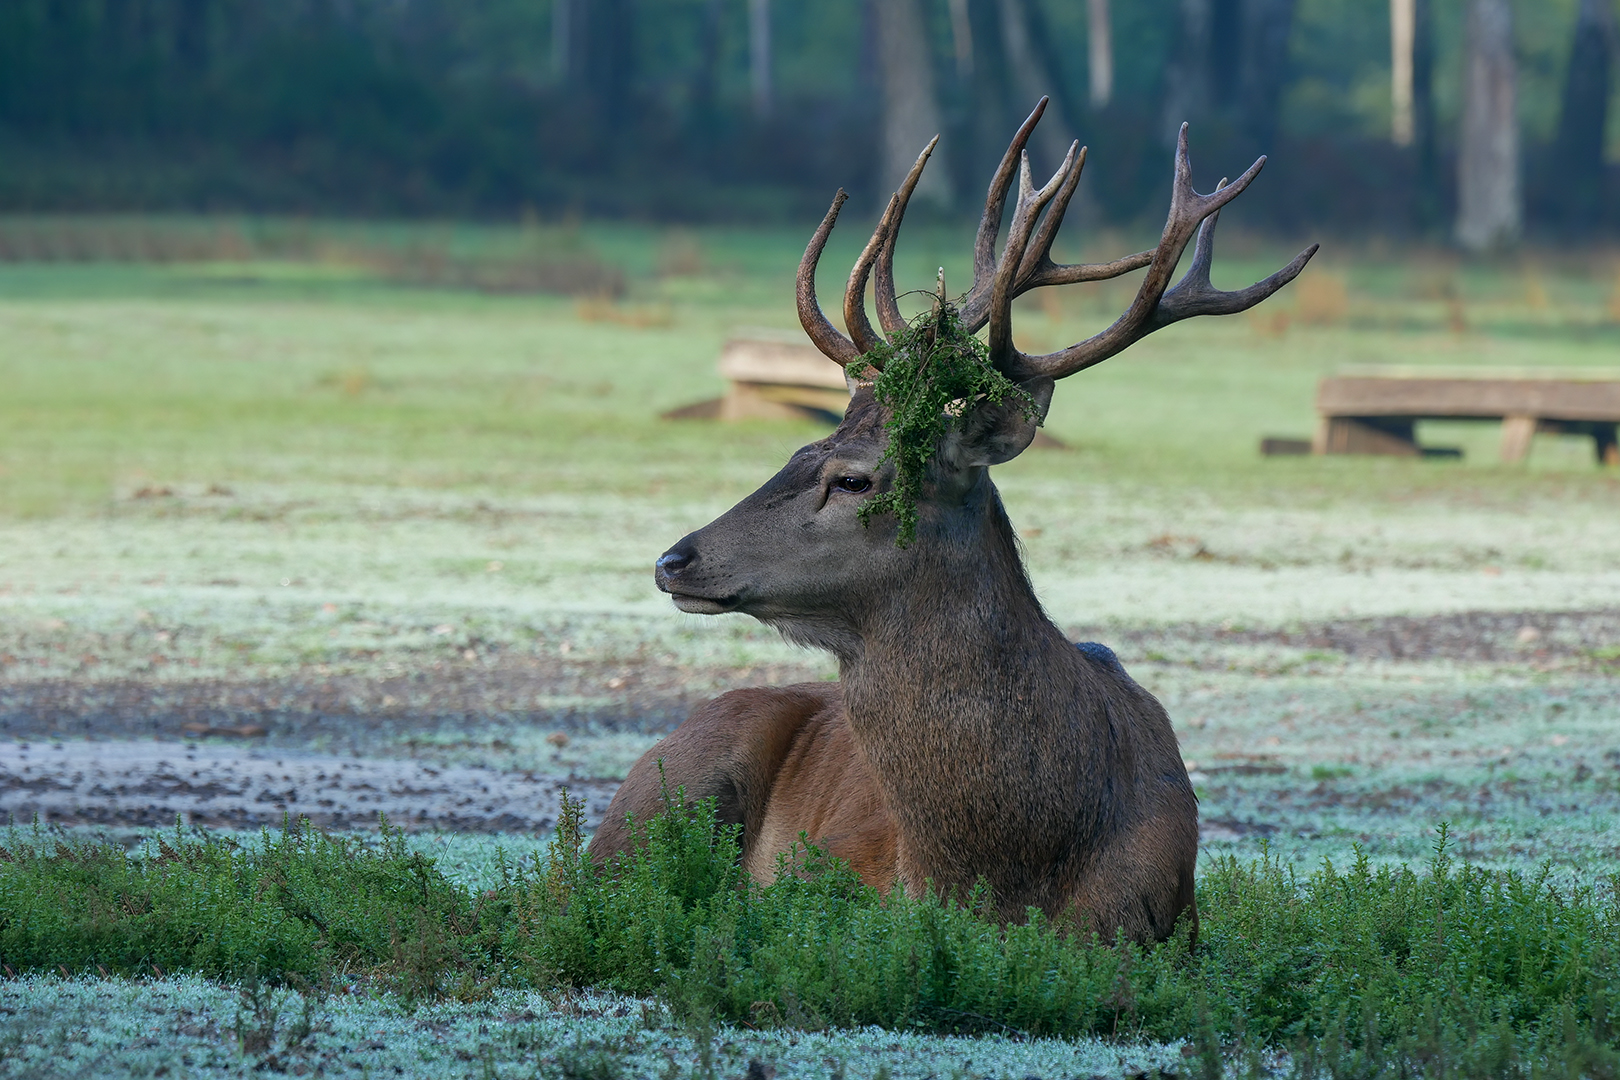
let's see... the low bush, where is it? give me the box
[1,793,1617,1074]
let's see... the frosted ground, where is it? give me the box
[2,230,1619,1075]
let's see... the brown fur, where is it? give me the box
[591,683,897,888]
[589,391,1199,944]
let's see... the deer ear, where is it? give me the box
[942,378,1055,469]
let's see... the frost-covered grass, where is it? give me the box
[3,244,1620,685]
[4,236,1620,1073]
[0,974,1189,1080]
[0,317,1611,698]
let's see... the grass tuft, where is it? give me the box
[2,803,1619,1071]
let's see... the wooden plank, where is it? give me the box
[719,382,849,422]
[1316,417,1421,456]
[1499,414,1536,462]
[1317,376,1620,421]
[717,335,848,390]
[1333,365,1620,381]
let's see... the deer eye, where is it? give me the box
[832,476,871,493]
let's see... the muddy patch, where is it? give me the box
[0,740,620,833]
[0,655,823,748]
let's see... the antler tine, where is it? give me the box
[797,190,862,367]
[1010,142,1156,294]
[843,193,899,354]
[985,149,1074,374]
[1157,197,1320,323]
[1011,142,1086,290]
[958,98,1049,329]
[850,135,939,348]
[1010,124,1316,382]
[873,216,905,336]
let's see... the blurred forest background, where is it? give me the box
[0,0,1615,246]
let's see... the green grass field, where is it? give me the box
[3,216,1620,1076]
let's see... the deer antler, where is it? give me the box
[849,98,1157,338]
[948,102,1159,333]
[796,191,863,367]
[797,138,940,370]
[797,101,1316,384]
[845,136,939,352]
[990,123,1319,382]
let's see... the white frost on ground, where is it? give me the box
[0,975,1187,1079]
[5,479,1620,676]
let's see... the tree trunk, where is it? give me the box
[948,0,975,78]
[175,0,209,73]
[860,0,880,96]
[687,0,725,158]
[1088,0,1113,108]
[749,0,772,118]
[1210,0,1241,107]
[1455,0,1520,252]
[1391,0,1415,145]
[574,0,634,130]
[1236,0,1296,157]
[1161,0,1212,146]
[1412,0,1439,228]
[1551,0,1615,231]
[877,0,952,206]
[1177,0,1292,155]
[996,0,1076,171]
[552,0,573,82]
[966,0,1013,176]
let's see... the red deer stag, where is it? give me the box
[590,99,1316,943]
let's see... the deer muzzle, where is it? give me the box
[655,544,738,614]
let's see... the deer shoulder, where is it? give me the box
[588,682,897,889]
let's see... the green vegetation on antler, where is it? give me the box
[847,301,1036,546]
[3,804,1619,1072]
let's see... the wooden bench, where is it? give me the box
[1313,366,1620,465]
[713,332,851,422]
[661,331,849,423]
[661,331,1064,447]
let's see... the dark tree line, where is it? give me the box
[0,0,1615,240]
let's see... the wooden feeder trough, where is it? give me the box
[662,332,850,424]
[1264,366,1620,464]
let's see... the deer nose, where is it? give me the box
[656,546,695,577]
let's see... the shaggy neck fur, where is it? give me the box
[833,473,1133,913]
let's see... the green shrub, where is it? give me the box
[0,820,490,995]
[2,803,1617,1073]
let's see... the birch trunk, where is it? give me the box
[1455,0,1520,252]
[1391,0,1415,145]
[1088,0,1113,108]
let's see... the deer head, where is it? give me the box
[656,99,1316,656]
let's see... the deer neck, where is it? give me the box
[834,479,1098,892]
[844,475,1059,689]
